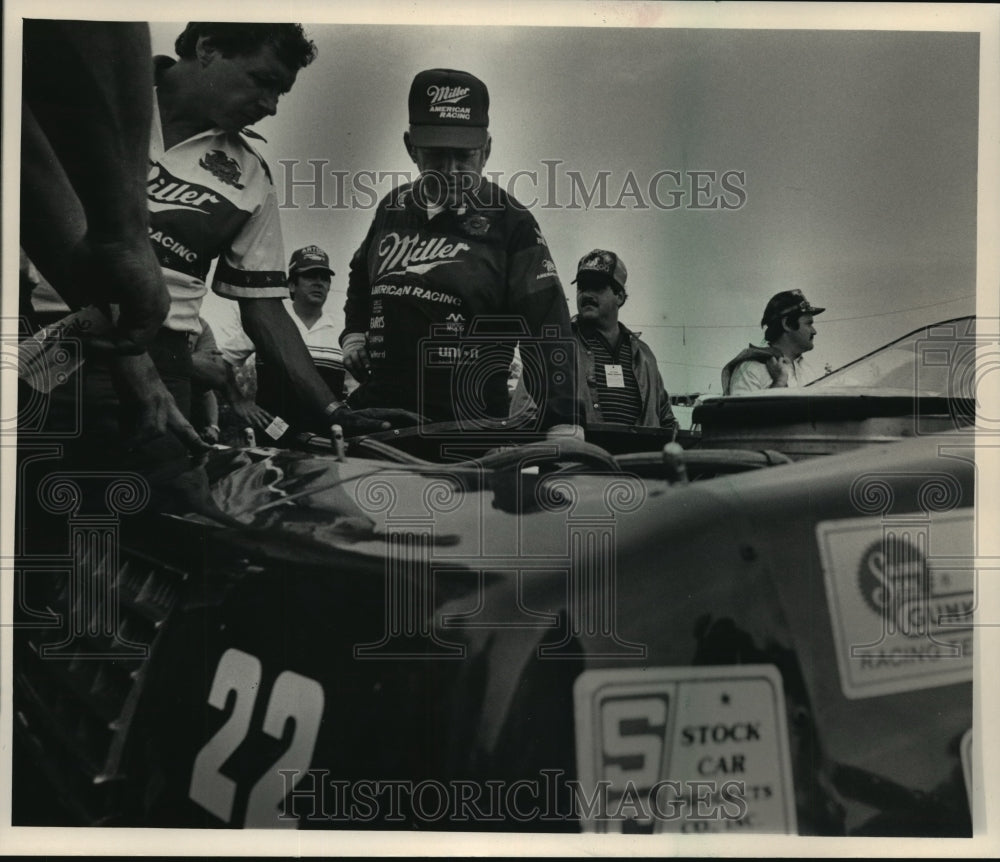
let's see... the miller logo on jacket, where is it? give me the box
[376,231,471,277]
[147,163,221,214]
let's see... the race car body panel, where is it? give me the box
[15,426,972,834]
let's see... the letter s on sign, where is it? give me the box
[601,697,667,791]
[189,648,325,827]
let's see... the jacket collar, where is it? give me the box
[401,175,493,218]
[571,316,641,340]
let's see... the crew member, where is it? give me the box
[215,244,355,434]
[21,20,169,356]
[19,20,207,453]
[571,249,678,431]
[341,68,579,434]
[30,21,395,476]
[146,23,398,439]
[721,289,825,395]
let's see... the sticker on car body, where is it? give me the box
[573,664,796,834]
[816,509,974,699]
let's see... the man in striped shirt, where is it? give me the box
[571,249,678,431]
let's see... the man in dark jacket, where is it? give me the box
[341,68,580,436]
[570,249,678,431]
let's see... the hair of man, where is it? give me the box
[174,22,317,70]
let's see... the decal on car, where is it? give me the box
[573,664,796,834]
[189,648,325,828]
[816,509,974,699]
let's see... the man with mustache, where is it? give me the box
[721,289,825,395]
[571,250,678,431]
[216,245,356,437]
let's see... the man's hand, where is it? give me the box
[341,332,371,382]
[110,352,213,455]
[766,355,791,388]
[200,424,221,445]
[230,397,274,430]
[328,405,425,435]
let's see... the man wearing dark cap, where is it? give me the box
[721,289,826,395]
[571,250,678,430]
[341,68,579,435]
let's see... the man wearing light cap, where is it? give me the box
[721,289,826,395]
[571,249,678,430]
[341,68,579,433]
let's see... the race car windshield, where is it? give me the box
[808,316,976,398]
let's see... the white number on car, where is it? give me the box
[188,648,325,827]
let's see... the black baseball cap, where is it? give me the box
[761,289,825,326]
[408,68,490,148]
[289,245,334,277]
[572,249,628,293]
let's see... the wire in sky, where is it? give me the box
[628,293,974,330]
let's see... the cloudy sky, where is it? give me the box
[3,1,995,398]
[3,3,1000,858]
[144,7,988,397]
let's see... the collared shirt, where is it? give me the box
[728,350,805,395]
[576,324,643,425]
[283,304,347,395]
[149,56,287,335]
[569,318,678,430]
[212,298,347,387]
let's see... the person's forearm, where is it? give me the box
[20,107,89,310]
[204,390,220,427]
[41,21,155,242]
[222,361,246,403]
[240,299,338,418]
[191,352,228,390]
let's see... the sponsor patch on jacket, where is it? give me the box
[199,149,245,189]
[460,214,491,236]
[536,258,559,280]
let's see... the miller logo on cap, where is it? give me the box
[289,245,334,277]
[572,249,628,292]
[408,69,490,148]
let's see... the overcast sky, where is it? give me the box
[146,15,982,396]
[4,4,1000,858]
[4,2,991,398]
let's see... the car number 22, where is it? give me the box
[188,648,324,828]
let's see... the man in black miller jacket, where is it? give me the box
[341,68,580,436]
